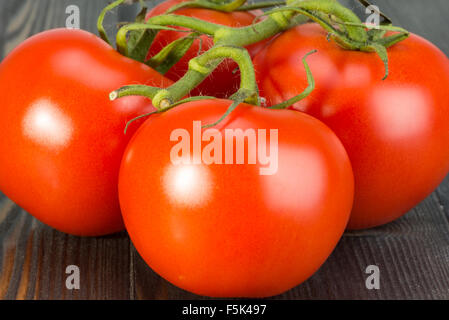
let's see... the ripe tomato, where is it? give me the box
[119,99,354,297]
[254,23,449,229]
[146,0,267,98]
[0,29,172,236]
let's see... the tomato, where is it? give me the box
[254,23,449,229]
[146,0,268,98]
[119,99,354,297]
[0,29,172,236]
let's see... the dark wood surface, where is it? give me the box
[1,0,449,300]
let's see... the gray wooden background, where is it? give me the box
[0,0,449,300]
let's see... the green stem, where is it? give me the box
[116,23,190,56]
[110,0,409,115]
[146,14,223,35]
[155,45,258,107]
[124,96,216,134]
[270,50,316,109]
[112,45,258,109]
[237,1,287,11]
[112,1,364,103]
[214,12,296,46]
[166,0,248,13]
[286,0,368,43]
[146,0,367,48]
[364,43,389,80]
[194,45,258,102]
[262,7,348,40]
[378,32,409,48]
[110,85,160,102]
[97,0,126,44]
[145,4,303,47]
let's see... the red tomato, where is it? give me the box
[254,23,449,229]
[146,0,267,98]
[0,29,172,236]
[119,99,354,297]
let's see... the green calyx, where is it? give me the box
[270,0,409,80]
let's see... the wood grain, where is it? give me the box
[1,0,449,300]
[0,196,132,299]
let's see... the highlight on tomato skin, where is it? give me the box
[118,99,354,297]
[254,23,449,230]
[0,28,172,236]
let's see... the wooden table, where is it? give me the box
[1,0,449,300]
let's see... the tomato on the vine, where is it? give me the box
[0,29,172,236]
[146,0,268,98]
[119,99,354,297]
[254,23,449,229]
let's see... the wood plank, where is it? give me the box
[0,196,132,300]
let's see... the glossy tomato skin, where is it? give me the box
[119,99,354,297]
[0,29,172,236]
[146,0,267,98]
[254,23,449,229]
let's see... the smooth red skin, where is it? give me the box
[254,23,449,229]
[119,99,354,297]
[0,29,172,236]
[146,0,268,98]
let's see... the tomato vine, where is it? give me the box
[99,0,409,125]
